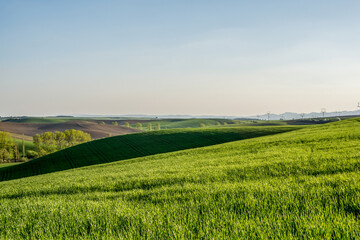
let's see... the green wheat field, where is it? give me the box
[1,119,360,239]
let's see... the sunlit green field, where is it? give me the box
[14,139,35,157]
[1,119,360,239]
[0,126,298,181]
[136,119,240,129]
[0,163,19,169]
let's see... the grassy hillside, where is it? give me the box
[0,163,19,169]
[15,139,34,151]
[4,117,72,123]
[9,132,33,141]
[220,120,288,127]
[1,119,359,239]
[142,119,239,129]
[0,126,298,181]
[14,139,35,159]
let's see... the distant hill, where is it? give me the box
[0,117,247,131]
[251,110,360,120]
[0,121,140,139]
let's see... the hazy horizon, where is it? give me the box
[1,1,360,116]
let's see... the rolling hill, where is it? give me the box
[139,119,239,129]
[0,125,299,181]
[3,117,242,129]
[0,121,140,140]
[0,119,359,238]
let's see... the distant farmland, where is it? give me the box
[0,121,140,139]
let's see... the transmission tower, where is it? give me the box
[267,112,270,121]
[321,108,326,118]
[300,113,305,119]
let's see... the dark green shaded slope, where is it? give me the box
[0,126,299,181]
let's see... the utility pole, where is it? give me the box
[267,112,270,121]
[321,108,326,118]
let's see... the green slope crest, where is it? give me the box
[0,126,299,182]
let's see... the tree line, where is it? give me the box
[97,121,162,131]
[124,122,161,131]
[33,130,91,157]
[0,131,26,163]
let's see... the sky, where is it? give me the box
[1,0,360,117]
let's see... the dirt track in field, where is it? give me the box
[0,121,141,140]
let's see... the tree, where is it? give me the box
[112,121,118,126]
[41,132,57,153]
[124,122,130,128]
[64,129,91,146]
[216,122,221,126]
[33,134,42,153]
[200,123,206,128]
[136,122,142,130]
[155,123,161,130]
[147,123,152,131]
[54,131,66,149]
[0,149,10,163]
[13,139,19,162]
[22,135,25,158]
[0,131,15,162]
[33,130,91,157]
[98,121,105,125]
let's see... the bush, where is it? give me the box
[26,150,39,159]
[136,123,142,130]
[0,149,10,162]
[19,157,28,162]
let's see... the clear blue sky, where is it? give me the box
[1,0,360,116]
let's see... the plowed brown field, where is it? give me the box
[0,121,141,139]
